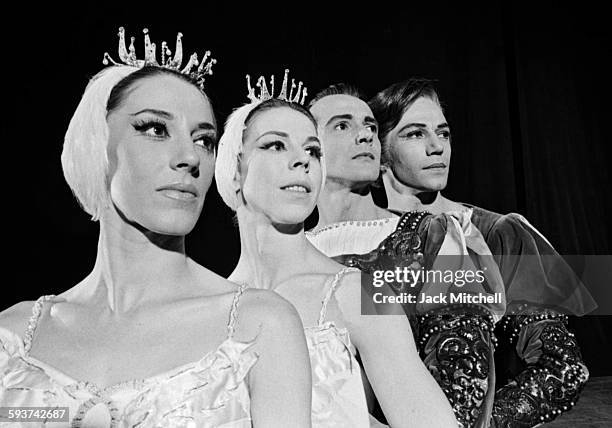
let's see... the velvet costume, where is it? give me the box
[307,206,595,427]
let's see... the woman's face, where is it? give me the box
[106,74,216,235]
[385,96,451,192]
[239,107,322,225]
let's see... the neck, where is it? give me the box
[231,206,314,290]
[74,208,192,313]
[315,178,390,229]
[383,169,454,215]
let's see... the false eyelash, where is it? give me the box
[261,141,285,151]
[132,118,168,134]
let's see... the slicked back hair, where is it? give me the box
[308,83,366,110]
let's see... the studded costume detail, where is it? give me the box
[466,205,595,427]
[491,307,588,427]
[313,211,503,427]
[418,305,497,427]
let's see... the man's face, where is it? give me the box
[310,94,381,188]
[384,96,451,192]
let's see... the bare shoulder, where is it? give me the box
[341,269,362,284]
[334,269,405,319]
[0,300,35,335]
[328,269,362,317]
[233,288,304,340]
[333,269,363,300]
[239,288,302,326]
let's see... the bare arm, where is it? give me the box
[335,273,457,428]
[240,290,312,428]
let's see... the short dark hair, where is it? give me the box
[106,66,212,115]
[307,83,366,109]
[368,78,440,144]
[245,98,317,129]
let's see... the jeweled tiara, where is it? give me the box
[246,69,307,104]
[102,27,216,89]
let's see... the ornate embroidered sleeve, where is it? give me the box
[491,309,589,427]
[333,211,503,427]
[480,213,593,427]
[417,305,497,428]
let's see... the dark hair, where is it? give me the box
[106,66,213,115]
[244,98,317,130]
[307,83,366,109]
[368,78,441,144]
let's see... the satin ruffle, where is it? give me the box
[1,326,258,427]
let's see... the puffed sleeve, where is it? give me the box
[469,208,594,427]
[420,210,506,318]
[475,211,596,315]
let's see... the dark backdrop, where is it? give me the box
[5,4,611,374]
